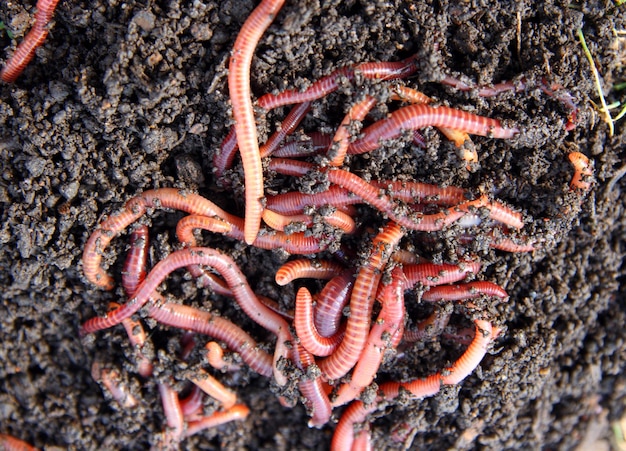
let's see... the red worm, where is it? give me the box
[348,104,519,155]
[261,209,356,234]
[157,382,184,448]
[258,57,418,110]
[330,375,442,451]
[108,302,153,378]
[332,267,406,407]
[188,369,237,409]
[315,269,354,337]
[294,287,344,356]
[260,101,312,157]
[370,180,467,206]
[228,0,286,244]
[442,319,493,385]
[148,300,272,378]
[86,246,293,385]
[275,259,346,286]
[1,0,61,83]
[272,131,332,158]
[421,281,508,302]
[0,434,38,451]
[205,341,241,372]
[214,127,238,178]
[318,222,403,380]
[179,385,204,419]
[403,262,482,288]
[121,226,149,296]
[184,404,250,438]
[293,343,333,427]
[266,185,359,215]
[568,151,594,191]
[90,361,139,409]
[403,306,452,342]
[327,95,377,167]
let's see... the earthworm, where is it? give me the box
[369,180,467,206]
[315,269,354,337]
[293,343,333,427]
[330,375,442,451]
[261,208,355,234]
[179,385,204,419]
[327,95,377,167]
[0,434,38,451]
[1,0,61,83]
[148,300,273,378]
[273,131,332,158]
[403,306,452,342]
[403,262,482,287]
[176,213,323,254]
[441,319,493,385]
[228,0,286,244]
[318,222,403,380]
[331,267,406,407]
[213,127,238,178]
[348,104,519,155]
[90,361,139,409]
[205,341,241,372]
[188,369,237,409]
[260,101,312,157]
[421,281,508,302]
[266,185,358,215]
[121,226,150,296]
[275,259,346,286]
[157,382,184,448]
[294,287,343,356]
[568,152,594,191]
[184,404,250,438]
[108,302,154,378]
[258,57,418,110]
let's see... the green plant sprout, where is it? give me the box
[0,21,14,39]
[577,28,626,137]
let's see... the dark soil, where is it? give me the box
[1,1,625,449]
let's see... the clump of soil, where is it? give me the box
[1,1,625,449]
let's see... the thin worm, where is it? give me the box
[403,306,452,342]
[157,382,184,448]
[121,226,149,296]
[348,104,518,155]
[318,222,403,380]
[403,262,482,288]
[330,375,442,451]
[327,95,377,167]
[205,341,241,372]
[275,259,346,286]
[332,267,406,407]
[228,0,286,244]
[273,131,332,158]
[421,281,508,302]
[148,300,272,378]
[441,319,493,385]
[91,361,139,409]
[315,269,354,337]
[568,152,594,191]
[294,287,343,357]
[108,302,154,378]
[184,404,250,438]
[179,385,204,419]
[0,434,38,451]
[258,57,418,110]
[293,343,333,427]
[260,101,312,158]
[214,127,238,178]
[1,0,61,83]
[189,369,237,409]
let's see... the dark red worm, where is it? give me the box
[314,269,354,337]
[348,104,519,155]
[121,225,149,297]
[1,0,61,83]
[318,222,403,380]
[403,262,482,287]
[179,385,204,419]
[421,281,508,302]
[258,57,418,110]
[272,131,332,158]
[0,434,37,451]
[260,101,312,157]
[294,287,344,357]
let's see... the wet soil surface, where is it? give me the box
[1,0,625,449]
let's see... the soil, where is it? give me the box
[1,0,625,450]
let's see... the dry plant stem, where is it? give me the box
[228,0,286,244]
[0,434,38,451]
[148,300,273,378]
[348,104,519,155]
[0,0,61,83]
[318,222,403,380]
[330,375,443,451]
[275,259,347,285]
[332,267,406,407]
[184,404,250,438]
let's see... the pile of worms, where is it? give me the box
[1,0,594,450]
